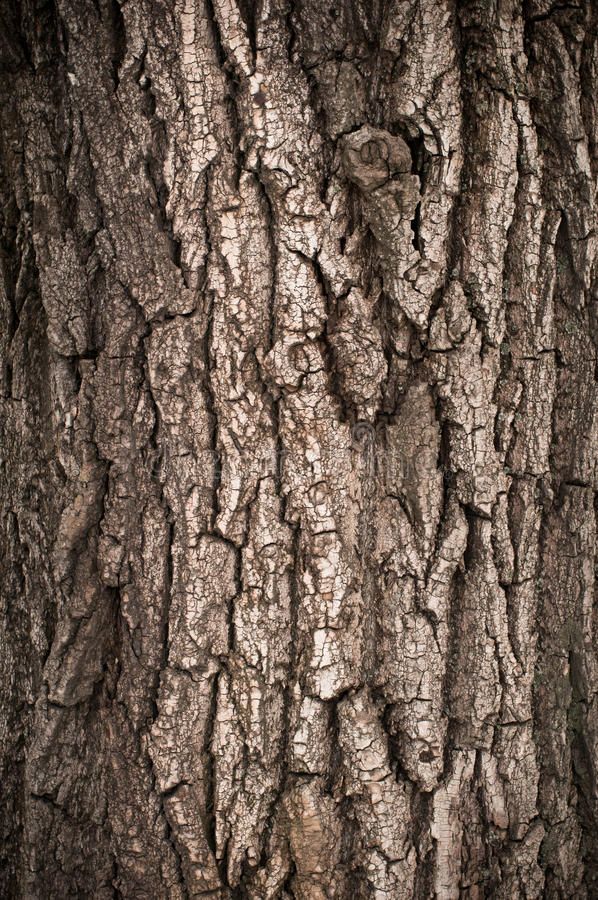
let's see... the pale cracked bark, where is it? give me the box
[1,0,598,898]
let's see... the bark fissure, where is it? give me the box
[1,0,597,897]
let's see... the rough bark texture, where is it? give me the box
[1,0,598,897]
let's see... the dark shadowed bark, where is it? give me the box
[1,0,597,897]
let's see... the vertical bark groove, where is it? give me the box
[1,0,597,897]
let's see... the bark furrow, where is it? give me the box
[1,0,597,897]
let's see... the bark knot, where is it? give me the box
[341,125,412,192]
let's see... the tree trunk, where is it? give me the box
[1,0,597,896]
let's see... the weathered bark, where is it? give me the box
[1,0,597,896]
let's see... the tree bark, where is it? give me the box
[1,0,597,897]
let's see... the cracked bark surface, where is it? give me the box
[1,0,597,897]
